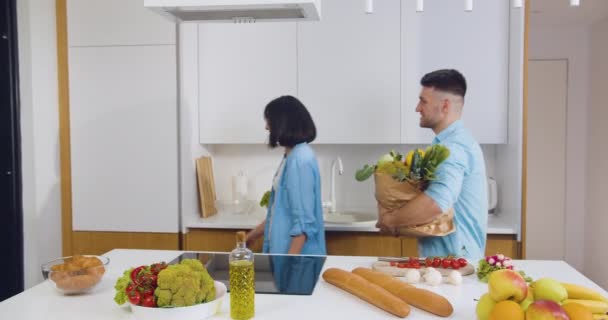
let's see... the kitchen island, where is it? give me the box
[1,249,606,319]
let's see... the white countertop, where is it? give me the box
[185,209,518,234]
[2,249,604,319]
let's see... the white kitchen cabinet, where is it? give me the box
[198,23,297,144]
[69,46,179,233]
[402,0,510,144]
[67,0,175,47]
[297,0,401,144]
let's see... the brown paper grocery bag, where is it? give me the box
[374,172,455,237]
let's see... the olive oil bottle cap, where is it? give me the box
[236,231,247,243]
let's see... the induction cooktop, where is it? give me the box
[169,252,326,295]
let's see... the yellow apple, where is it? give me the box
[526,300,570,320]
[476,293,497,320]
[520,286,535,311]
[488,269,529,303]
[532,278,568,304]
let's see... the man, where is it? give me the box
[377,69,488,260]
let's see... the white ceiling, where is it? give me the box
[530,0,608,26]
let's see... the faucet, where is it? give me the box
[329,156,344,214]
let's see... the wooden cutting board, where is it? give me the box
[372,260,475,277]
[196,156,217,218]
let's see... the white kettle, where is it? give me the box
[487,177,498,211]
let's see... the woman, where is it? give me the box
[246,96,326,255]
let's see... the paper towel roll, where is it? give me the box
[232,172,248,204]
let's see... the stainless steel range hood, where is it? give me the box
[144,0,321,23]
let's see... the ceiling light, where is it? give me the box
[365,0,373,13]
[570,0,580,6]
[465,0,473,12]
[416,0,424,12]
[513,0,523,8]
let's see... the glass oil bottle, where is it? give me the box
[229,231,255,320]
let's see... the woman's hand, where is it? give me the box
[288,234,307,254]
[246,221,265,247]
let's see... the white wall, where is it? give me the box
[205,144,497,208]
[585,17,608,289]
[529,25,589,271]
[17,0,63,288]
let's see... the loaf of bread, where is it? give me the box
[352,267,453,317]
[50,255,105,292]
[322,268,410,318]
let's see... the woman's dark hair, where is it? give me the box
[264,95,316,148]
[420,69,467,98]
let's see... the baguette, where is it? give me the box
[352,267,454,317]
[322,268,411,318]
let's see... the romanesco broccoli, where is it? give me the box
[154,259,216,307]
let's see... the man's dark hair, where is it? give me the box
[264,95,316,148]
[420,69,467,98]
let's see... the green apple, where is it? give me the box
[476,293,497,320]
[520,286,534,311]
[488,269,529,303]
[525,300,569,320]
[532,278,568,304]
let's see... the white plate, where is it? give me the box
[130,281,226,320]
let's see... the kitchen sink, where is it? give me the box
[323,210,377,225]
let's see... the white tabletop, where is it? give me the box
[1,249,604,319]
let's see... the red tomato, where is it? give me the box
[150,262,168,275]
[390,261,397,267]
[451,260,461,269]
[441,258,452,269]
[141,295,156,308]
[457,258,468,267]
[397,262,407,268]
[425,257,433,267]
[130,266,145,285]
[432,257,441,268]
[142,287,155,298]
[128,290,141,305]
[125,283,135,294]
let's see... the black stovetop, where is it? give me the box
[170,252,326,295]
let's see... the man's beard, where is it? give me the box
[419,117,436,129]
